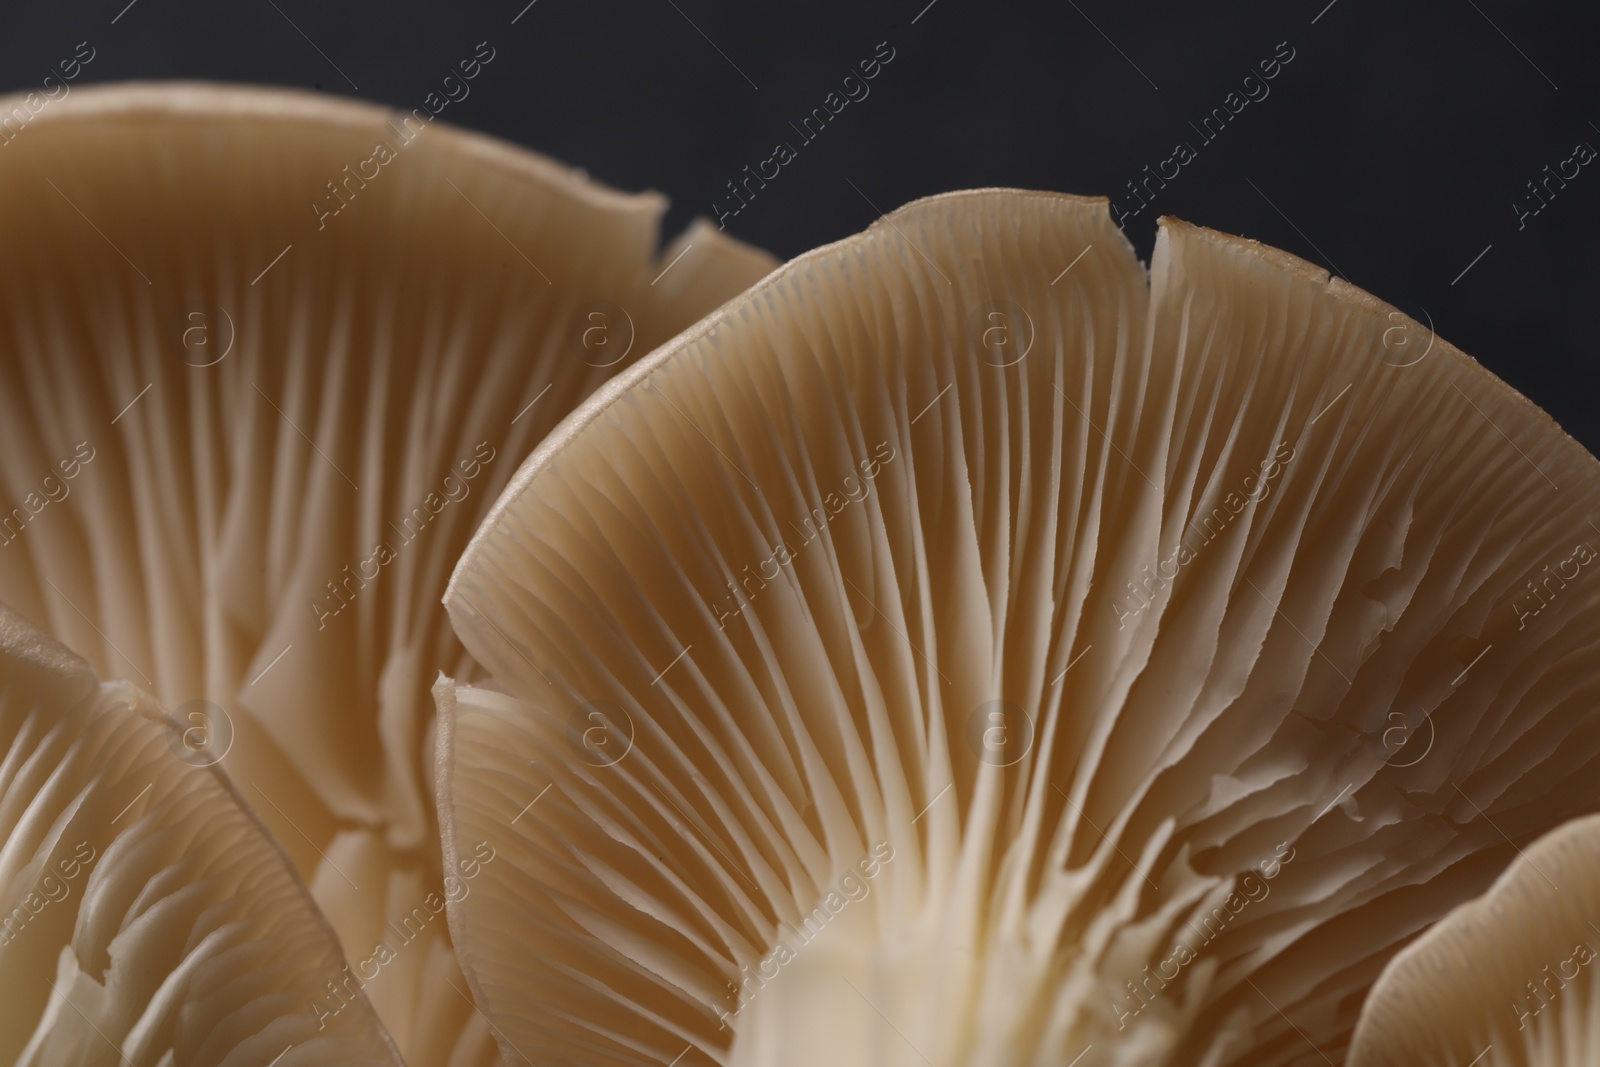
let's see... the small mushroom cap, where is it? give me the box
[0,81,774,1066]
[0,602,402,1066]
[436,188,1600,1067]
[1349,811,1600,1067]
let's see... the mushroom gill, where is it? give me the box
[435,190,1600,1066]
[0,602,400,1066]
[0,81,774,1065]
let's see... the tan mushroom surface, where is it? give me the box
[436,190,1600,1066]
[0,602,401,1067]
[0,81,774,1066]
[1349,811,1600,1066]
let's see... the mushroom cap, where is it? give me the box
[436,189,1600,1066]
[0,602,401,1066]
[0,81,774,1065]
[1349,811,1600,1067]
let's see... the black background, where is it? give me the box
[3,0,1596,452]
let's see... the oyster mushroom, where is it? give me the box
[435,190,1600,1065]
[0,81,773,1065]
[1349,811,1600,1066]
[0,603,400,1066]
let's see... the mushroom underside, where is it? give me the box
[436,191,1600,1067]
